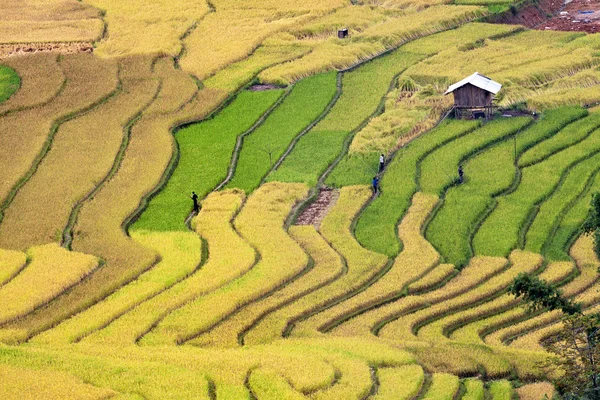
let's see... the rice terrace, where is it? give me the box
[5,0,600,398]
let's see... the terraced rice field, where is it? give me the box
[3,0,600,397]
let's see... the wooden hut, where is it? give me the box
[338,28,349,39]
[444,72,501,119]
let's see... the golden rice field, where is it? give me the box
[3,0,600,398]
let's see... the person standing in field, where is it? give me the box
[379,153,385,173]
[458,165,464,184]
[372,175,380,194]
[191,191,199,213]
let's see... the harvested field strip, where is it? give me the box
[225,72,338,193]
[0,243,98,328]
[422,260,575,344]
[0,72,160,250]
[373,365,424,400]
[335,251,507,336]
[0,19,104,44]
[516,383,555,400]
[519,111,600,167]
[81,190,254,345]
[0,363,116,400]
[422,373,460,400]
[426,117,531,267]
[0,53,119,214]
[524,152,600,256]
[379,251,541,341]
[355,120,478,257]
[242,225,345,345]
[132,89,283,232]
[462,378,484,400]
[304,192,439,334]
[191,225,347,347]
[0,65,19,104]
[0,84,226,343]
[289,186,389,335]
[0,53,64,114]
[0,248,26,286]
[32,231,202,344]
[474,126,600,258]
[140,182,308,345]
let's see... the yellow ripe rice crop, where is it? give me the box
[0,53,64,114]
[0,243,98,329]
[0,20,104,44]
[82,190,253,345]
[0,248,26,286]
[182,10,314,81]
[204,43,310,93]
[248,368,306,400]
[400,23,521,56]
[142,182,309,345]
[462,378,484,400]
[516,382,555,400]
[336,252,507,336]
[379,252,539,341]
[83,0,210,57]
[292,6,388,39]
[570,234,600,269]
[408,263,456,294]
[243,225,345,345]
[143,57,198,116]
[0,53,119,209]
[0,363,115,400]
[0,70,160,250]
[314,192,438,334]
[192,225,345,347]
[1,0,101,21]
[374,365,424,400]
[489,380,514,400]
[1,71,225,343]
[33,230,201,344]
[292,185,389,334]
[427,260,575,344]
[260,6,485,84]
[423,373,460,400]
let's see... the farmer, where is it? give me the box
[379,153,385,173]
[191,191,199,213]
[458,165,464,184]
[372,175,380,194]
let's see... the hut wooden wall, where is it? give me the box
[452,83,493,107]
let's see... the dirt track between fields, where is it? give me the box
[539,0,600,33]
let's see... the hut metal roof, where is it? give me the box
[444,72,502,95]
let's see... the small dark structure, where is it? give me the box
[338,28,349,39]
[444,72,501,120]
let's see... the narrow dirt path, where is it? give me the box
[295,188,340,228]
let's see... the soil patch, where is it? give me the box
[490,0,600,33]
[296,187,340,228]
[247,84,286,91]
[539,0,600,33]
[0,42,93,59]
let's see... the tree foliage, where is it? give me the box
[582,192,600,260]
